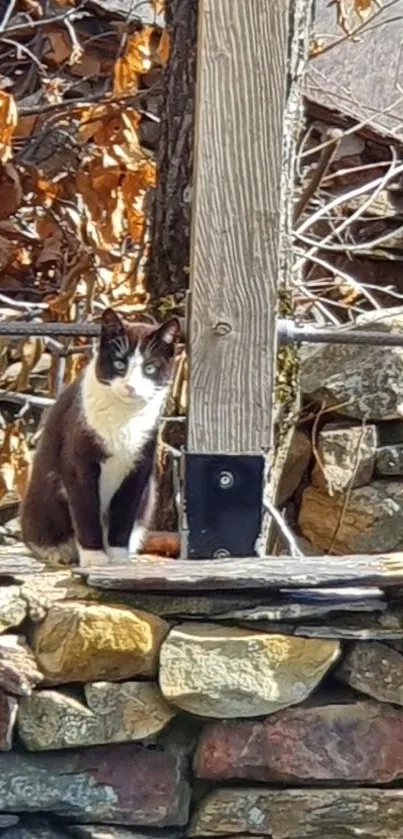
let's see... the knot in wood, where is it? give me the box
[213,322,231,337]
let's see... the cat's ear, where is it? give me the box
[153,317,181,346]
[100,308,125,336]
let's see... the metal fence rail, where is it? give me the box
[0,317,402,347]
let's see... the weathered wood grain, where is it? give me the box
[78,554,403,591]
[188,0,290,454]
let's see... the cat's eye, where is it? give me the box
[113,359,126,372]
[144,362,157,376]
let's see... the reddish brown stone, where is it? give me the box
[193,700,403,783]
[0,689,17,751]
[0,743,190,825]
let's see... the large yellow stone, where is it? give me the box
[159,623,340,717]
[33,602,169,683]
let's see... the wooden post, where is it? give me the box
[182,0,313,558]
[187,0,291,455]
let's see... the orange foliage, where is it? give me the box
[113,28,154,95]
[0,93,18,163]
[0,1,177,507]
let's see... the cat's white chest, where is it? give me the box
[81,360,165,517]
[98,420,148,515]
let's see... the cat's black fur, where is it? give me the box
[21,309,181,567]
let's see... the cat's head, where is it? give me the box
[95,308,181,403]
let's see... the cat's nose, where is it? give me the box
[124,384,137,397]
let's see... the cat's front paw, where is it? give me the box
[107,547,131,564]
[78,548,110,568]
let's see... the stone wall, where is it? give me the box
[278,307,403,557]
[0,568,403,837]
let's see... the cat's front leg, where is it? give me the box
[64,464,109,568]
[107,464,156,564]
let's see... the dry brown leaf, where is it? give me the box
[0,235,16,271]
[0,164,22,220]
[353,0,374,19]
[124,160,156,196]
[113,28,153,95]
[64,350,87,385]
[309,38,325,56]
[15,338,44,392]
[70,51,100,76]
[21,0,44,16]
[0,92,17,164]
[36,215,61,241]
[127,204,145,244]
[77,103,110,142]
[45,29,72,65]
[333,0,375,34]
[76,161,121,238]
[12,245,32,268]
[36,231,63,267]
[16,113,37,140]
[0,339,10,383]
[41,78,65,105]
[150,0,164,13]
[0,423,31,502]
[33,174,60,206]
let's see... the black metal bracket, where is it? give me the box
[183,453,264,559]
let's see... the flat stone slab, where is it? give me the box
[190,788,403,838]
[0,744,190,825]
[71,830,177,839]
[77,554,403,591]
[0,820,63,838]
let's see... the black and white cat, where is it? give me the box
[21,308,181,568]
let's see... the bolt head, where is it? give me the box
[219,470,234,489]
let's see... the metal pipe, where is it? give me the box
[0,317,402,348]
[0,321,100,337]
[277,318,403,348]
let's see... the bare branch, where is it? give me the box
[264,500,304,558]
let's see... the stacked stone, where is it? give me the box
[278,307,403,555]
[0,571,402,837]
